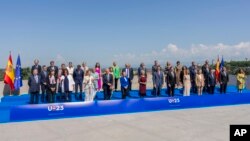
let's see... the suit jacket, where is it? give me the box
[122,68,134,80]
[31,65,42,75]
[40,71,48,85]
[73,69,84,83]
[47,66,59,77]
[167,72,176,86]
[220,71,229,84]
[46,76,57,92]
[28,75,41,93]
[153,71,164,86]
[207,73,216,86]
[102,73,113,87]
[120,76,129,88]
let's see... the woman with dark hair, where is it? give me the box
[95,62,102,91]
[139,70,147,98]
[46,70,57,103]
[60,69,75,102]
[237,68,247,93]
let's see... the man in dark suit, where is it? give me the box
[138,62,147,79]
[219,67,229,94]
[202,61,210,93]
[40,65,48,103]
[167,67,176,97]
[31,59,42,75]
[207,69,216,94]
[47,61,59,78]
[28,69,41,104]
[189,61,197,93]
[122,64,134,91]
[153,66,164,96]
[73,65,84,100]
[102,69,113,100]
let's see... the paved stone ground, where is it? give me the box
[0,104,250,141]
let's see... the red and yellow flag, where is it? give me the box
[215,56,220,82]
[4,54,15,90]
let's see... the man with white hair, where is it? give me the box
[31,59,42,75]
[207,68,216,94]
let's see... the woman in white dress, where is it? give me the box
[60,69,75,102]
[83,70,95,102]
[183,69,191,96]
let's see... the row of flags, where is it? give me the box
[215,56,225,81]
[3,53,23,91]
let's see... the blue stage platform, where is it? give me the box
[1,86,250,123]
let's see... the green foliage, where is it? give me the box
[0,67,31,81]
[223,61,250,75]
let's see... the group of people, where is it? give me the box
[28,59,247,104]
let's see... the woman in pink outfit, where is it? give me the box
[95,62,102,91]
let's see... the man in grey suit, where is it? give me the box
[28,69,41,104]
[153,66,164,96]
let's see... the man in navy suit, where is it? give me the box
[122,64,134,91]
[102,69,113,100]
[219,67,229,94]
[28,69,41,104]
[120,71,129,99]
[153,66,164,96]
[167,67,176,97]
[73,65,84,100]
[207,69,216,94]
[31,59,42,75]
[40,65,48,103]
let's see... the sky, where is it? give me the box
[0,0,250,68]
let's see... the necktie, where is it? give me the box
[107,74,109,81]
[127,69,130,78]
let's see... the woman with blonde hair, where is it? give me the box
[183,69,191,96]
[195,69,205,96]
[83,70,95,102]
[237,68,247,93]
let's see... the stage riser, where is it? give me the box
[9,94,250,122]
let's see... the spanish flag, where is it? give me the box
[4,53,15,90]
[215,56,220,82]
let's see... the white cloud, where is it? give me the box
[113,41,250,66]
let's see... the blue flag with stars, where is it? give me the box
[220,56,224,71]
[14,54,23,90]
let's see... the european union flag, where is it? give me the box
[14,54,23,90]
[220,56,224,71]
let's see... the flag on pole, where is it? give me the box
[220,56,224,71]
[4,53,15,90]
[14,54,23,90]
[215,56,220,82]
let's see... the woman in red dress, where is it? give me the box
[139,70,147,98]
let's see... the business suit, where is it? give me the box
[167,72,176,97]
[31,65,42,75]
[207,73,216,94]
[46,76,57,103]
[120,76,129,99]
[202,66,210,93]
[102,73,113,100]
[122,68,134,91]
[28,75,41,104]
[40,70,48,102]
[220,71,229,94]
[73,69,84,100]
[153,71,164,96]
